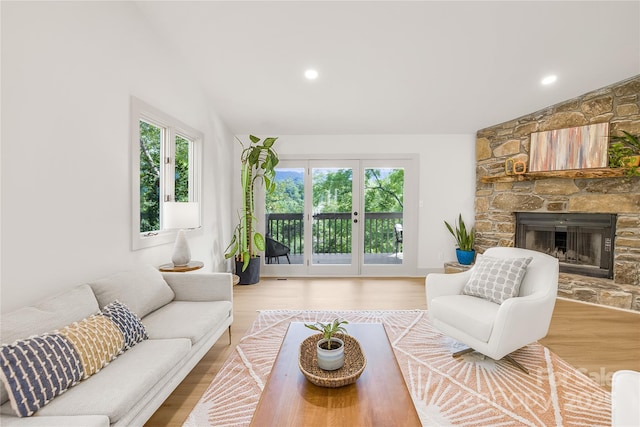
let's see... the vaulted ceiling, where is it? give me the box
[136,1,640,135]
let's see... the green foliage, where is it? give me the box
[139,122,161,232]
[304,319,349,350]
[225,135,280,271]
[174,135,190,202]
[364,169,404,212]
[609,131,640,176]
[139,122,192,232]
[444,214,475,251]
[312,168,353,213]
[265,168,405,254]
[266,177,304,213]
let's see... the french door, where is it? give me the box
[309,160,360,275]
[260,157,416,276]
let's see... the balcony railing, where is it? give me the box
[266,212,403,254]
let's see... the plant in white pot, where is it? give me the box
[304,319,349,371]
[444,214,475,265]
[224,135,279,284]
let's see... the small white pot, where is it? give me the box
[316,337,345,370]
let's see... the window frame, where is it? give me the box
[131,97,203,250]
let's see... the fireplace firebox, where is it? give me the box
[515,213,616,279]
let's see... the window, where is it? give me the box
[131,97,202,250]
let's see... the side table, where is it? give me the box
[444,261,473,274]
[159,261,204,272]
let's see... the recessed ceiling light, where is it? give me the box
[304,69,319,80]
[541,75,557,85]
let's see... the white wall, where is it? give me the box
[1,2,234,312]
[241,134,476,274]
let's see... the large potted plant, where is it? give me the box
[444,214,476,265]
[224,135,279,284]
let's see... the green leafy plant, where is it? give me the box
[304,319,349,350]
[444,214,475,251]
[224,135,279,271]
[609,131,640,176]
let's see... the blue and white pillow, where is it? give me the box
[101,300,148,350]
[0,334,84,417]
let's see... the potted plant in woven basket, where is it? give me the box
[304,319,349,370]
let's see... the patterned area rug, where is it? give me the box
[184,310,610,426]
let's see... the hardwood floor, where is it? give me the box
[145,277,640,426]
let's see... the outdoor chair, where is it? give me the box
[265,236,291,264]
[426,247,559,373]
[394,223,403,257]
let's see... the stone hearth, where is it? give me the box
[475,75,640,311]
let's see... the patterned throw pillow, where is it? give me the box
[0,334,84,417]
[57,315,124,378]
[101,300,148,350]
[462,255,533,304]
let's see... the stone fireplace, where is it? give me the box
[475,75,640,311]
[515,213,616,279]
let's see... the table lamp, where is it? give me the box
[164,202,200,266]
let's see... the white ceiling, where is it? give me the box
[136,1,640,135]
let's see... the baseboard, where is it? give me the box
[556,296,640,315]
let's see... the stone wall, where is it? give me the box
[475,75,640,311]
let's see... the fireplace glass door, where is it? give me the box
[516,213,615,279]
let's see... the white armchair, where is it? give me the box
[426,247,559,372]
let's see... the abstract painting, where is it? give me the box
[529,123,609,171]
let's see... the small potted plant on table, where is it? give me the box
[444,214,476,265]
[304,319,349,371]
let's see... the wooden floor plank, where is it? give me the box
[145,277,640,426]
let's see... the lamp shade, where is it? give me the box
[163,202,200,230]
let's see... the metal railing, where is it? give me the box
[266,212,403,254]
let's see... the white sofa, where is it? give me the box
[0,265,233,427]
[612,370,640,427]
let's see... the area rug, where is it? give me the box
[184,310,610,426]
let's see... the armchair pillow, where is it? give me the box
[462,255,532,304]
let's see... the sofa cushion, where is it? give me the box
[1,284,100,345]
[88,265,175,318]
[101,301,148,350]
[19,339,192,424]
[0,312,126,417]
[142,301,232,345]
[431,294,499,343]
[0,284,99,407]
[462,255,532,304]
[0,301,151,417]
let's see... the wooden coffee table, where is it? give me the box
[250,322,421,426]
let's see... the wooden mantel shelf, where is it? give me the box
[480,168,627,183]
